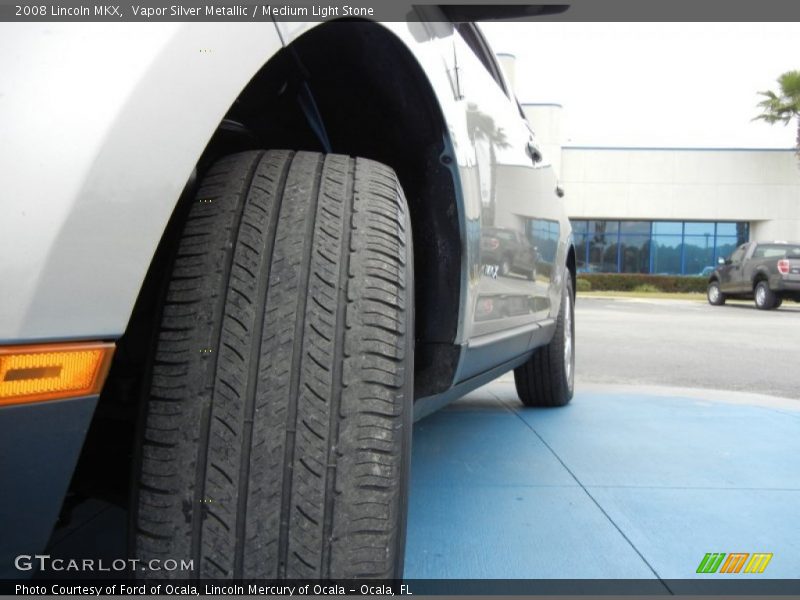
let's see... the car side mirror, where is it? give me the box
[717,257,726,265]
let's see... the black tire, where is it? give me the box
[774,297,783,308]
[514,275,575,407]
[707,280,726,306]
[754,280,777,310]
[131,150,414,579]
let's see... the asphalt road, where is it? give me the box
[574,296,800,399]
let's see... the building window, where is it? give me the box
[571,220,749,275]
[572,220,589,273]
[683,222,715,275]
[619,221,651,273]
[651,221,682,274]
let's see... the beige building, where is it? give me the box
[521,102,800,275]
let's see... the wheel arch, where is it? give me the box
[48,22,466,522]
[287,21,463,352]
[752,268,770,288]
[566,243,576,296]
[112,21,465,414]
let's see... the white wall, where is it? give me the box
[751,219,800,242]
[497,51,799,241]
[496,53,516,93]
[560,148,800,241]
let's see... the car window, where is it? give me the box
[730,245,747,263]
[753,244,800,258]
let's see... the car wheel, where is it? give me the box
[754,280,777,310]
[707,281,726,306]
[131,150,413,578]
[774,297,783,308]
[514,274,574,407]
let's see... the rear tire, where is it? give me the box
[131,150,414,579]
[514,275,575,407]
[707,280,726,306]
[754,280,776,310]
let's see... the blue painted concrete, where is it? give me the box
[405,382,800,580]
[39,381,799,585]
[589,487,800,579]
[410,401,574,487]
[519,392,800,489]
[406,484,656,579]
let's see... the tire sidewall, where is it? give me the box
[708,281,722,305]
[394,193,414,578]
[563,276,575,397]
[755,281,772,309]
[512,273,575,407]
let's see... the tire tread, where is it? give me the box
[134,151,412,580]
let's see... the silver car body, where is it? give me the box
[0,17,571,389]
[0,16,574,572]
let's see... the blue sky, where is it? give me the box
[481,22,800,148]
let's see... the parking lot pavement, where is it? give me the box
[405,381,800,583]
[575,296,800,399]
[36,297,800,586]
[39,380,800,586]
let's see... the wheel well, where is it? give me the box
[752,272,768,288]
[566,244,576,294]
[205,21,462,398]
[64,21,465,513]
[101,21,463,421]
[291,22,461,344]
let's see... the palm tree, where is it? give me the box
[753,70,800,159]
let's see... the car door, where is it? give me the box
[720,243,749,293]
[452,22,562,342]
[739,243,762,290]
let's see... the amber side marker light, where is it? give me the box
[0,342,115,406]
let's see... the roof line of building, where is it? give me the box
[562,146,797,152]
[521,102,564,108]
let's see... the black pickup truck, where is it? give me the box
[707,241,800,309]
